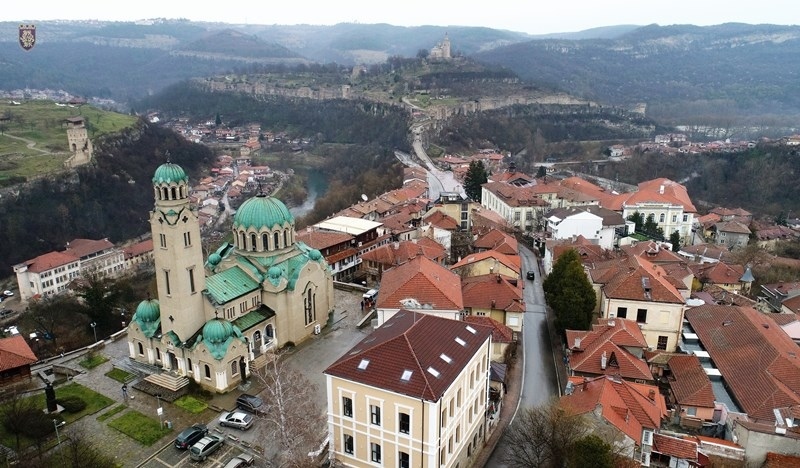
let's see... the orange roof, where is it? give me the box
[377,256,463,311]
[597,256,685,304]
[123,239,154,259]
[688,262,745,285]
[566,318,652,381]
[361,239,446,267]
[561,375,667,443]
[424,210,460,230]
[451,250,520,272]
[474,229,518,256]
[653,433,698,461]
[296,230,354,250]
[462,274,525,313]
[608,178,697,213]
[24,251,78,273]
[667,354,716,408]
[464,316,514,343]
[685,305,800,420]
[0,335,38,371]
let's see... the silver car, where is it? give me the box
[223,453,255,468]
[219,411,254,430]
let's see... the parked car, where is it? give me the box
[526,270,535,280]
[2,290,13,297]
[223,453,255,468]
[236,394,264,415]
[219,411,254,430]
[174,424,208,450]
[189,435,223,461]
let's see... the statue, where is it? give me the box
[239,357,247,384]
[45,382,57,413]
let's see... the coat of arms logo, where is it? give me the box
[19,24,36,51]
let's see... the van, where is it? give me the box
[362,289,378,301]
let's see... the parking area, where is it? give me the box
[141,434,254,467]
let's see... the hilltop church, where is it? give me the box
[127,162,334,393]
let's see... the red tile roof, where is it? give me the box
[462,274,525,313]
[360,239,446,267]
[597,256,685,304]
[65,238,115,258]
[653,433,698,461]
[324,311,492,401]
[424,210,460,230]
[689,262,745,285]
[608,178,697,213]
[24,251,78,273]
[561,375,667,443]
[377,256,463,311]
[566,319,652,382]
[296,230,354,250]
[123,239,153,259]
[464,316,514,343]
[764,452,800,468]
[685,304,800,420]
[0,335,38,371]
[474,229,518,256]
[451,250,520,272]
[667,354,716,408]
[622,240,685,264]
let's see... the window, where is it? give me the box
[616,307,627,319]
[343,434,354,455]
[231,361,238,375]
[683,214,689,222]
[672,214,677,223]
[187,358,192,373]
[687,407,697,417]
[659,213,665,223]
[399,451,409,468]
[274,232,280,249]
[250,233,257,251]
[164,270,171,295]
[370,405,381,425]
[262,233,269,250]
[637,309,647,323]
[183,231,191,247]
[188,268,195,293]
[284,230,288,247]
[657,336,668,351]
[399,412,410,434]
[304,287,316,326]
[137,342,144,355]
[204,364,211,379]
[370,443,381,463]
[159,233,167,248]
[514,211,521,221]
[342,397,353,417]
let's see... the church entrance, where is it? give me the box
[167,352,177,372]
[252,331,263,357]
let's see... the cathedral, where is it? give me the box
[127,162,334,393]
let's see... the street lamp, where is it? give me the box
[53,419,65,445]
[90,322,97,343]
[155,394,164,429]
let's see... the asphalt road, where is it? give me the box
[486,245,559,467]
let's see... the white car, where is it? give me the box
[2,291,12,297]
[219,411,254,430]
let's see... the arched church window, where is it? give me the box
[162,187,168,200]
[204,364,211,379]
[240,232,246,249]
[250,233,257,251]
[138,342,144,355]
[262,233,269,251]
[274,232,280,250]
[231,361,238,375]
[187,358,193,373]
[284,230,288,247]
[171,187,177,199]
[156,348,161,361]
[265,324,274,339]
[304,286,316,325]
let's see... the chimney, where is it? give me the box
[496,274,501,283]
[574,337,582,348]
[648,389,656,401]
[601,351,607,370]
[659,184,665,194]
[306,226,312,233]
[393,242,399,250]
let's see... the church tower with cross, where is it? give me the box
[128,161,334,393]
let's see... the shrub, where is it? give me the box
[57,396,87,413]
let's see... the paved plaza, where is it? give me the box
[34,288,370,467]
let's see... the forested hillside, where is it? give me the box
[0,122,213,273]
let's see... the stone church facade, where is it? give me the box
[127,162,334,393]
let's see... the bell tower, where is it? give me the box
[150,162,207,342]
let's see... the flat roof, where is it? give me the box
[314,216,382,236]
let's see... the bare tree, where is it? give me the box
[252,352,326,468]
[502,399,590,468]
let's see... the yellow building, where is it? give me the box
[325,311,493,467]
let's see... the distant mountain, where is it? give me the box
[472,23,800,124]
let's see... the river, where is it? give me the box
[289,168,329,218]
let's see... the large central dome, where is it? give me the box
[152,163,188,185]
[233,194,294,230]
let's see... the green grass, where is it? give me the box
[97,404,127,422]
[0,382,114,450]
[105,367,135,383]
[107,410,172,446]
[174,395,208,414]
[79,354,109,370]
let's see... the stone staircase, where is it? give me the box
[144,372,190,393]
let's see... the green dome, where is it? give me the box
[135,299,160,323]
[208,253,222,266]
[152,163,188,185]
[202,319,235,344]
[233,194,294,230]
[309,249,322,261]
[268,266,282,279]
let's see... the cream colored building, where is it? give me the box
[325,311,494,468]
[127,162,334,393]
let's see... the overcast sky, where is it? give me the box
[7,1,800,35]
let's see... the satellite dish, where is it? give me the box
[361,194,368,202]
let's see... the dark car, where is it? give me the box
[223,453,255,468]
[236,394,265,415]
[174,424,208,450]
[189,435,224,461]
[526,270,535,280]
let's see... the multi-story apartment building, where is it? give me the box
[324,311,493,468]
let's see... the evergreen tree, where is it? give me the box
[543,249,596,334]
[536,165,547,178]
[627,211,644,233]
[669,230,681,252]
[567,434,614,468]
[214,112,222,126]
[464,160,488,202]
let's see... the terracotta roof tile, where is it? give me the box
[567,318,652,381]
[424,210,460,230]
[324,312,492,401]
[667,355,716,408]
[464,316,514,343]
[0,335,38,371]
[600,256,685,304]
[689,262,745,285]
[23,251,78,273]
[361,239,446,267]
[474,229,518,256]
[123,239,153,259]
[653,433,698,461]
[296,230,354,250]
[65,238,115,258]
[685,305,800,420]
[462,274,524,313]
[451,250,520,272]
[377,256,463,311]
